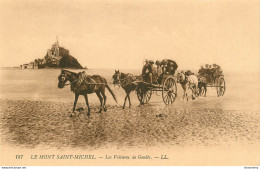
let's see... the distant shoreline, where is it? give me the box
[0,67,259,74]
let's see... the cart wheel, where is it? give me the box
[137,85,152,104]
[217,76,226,97]
[162,76,177,105]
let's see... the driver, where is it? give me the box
[142,60,154,84]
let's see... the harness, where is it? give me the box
[64,78,79,86]
[62,72,118,91]
[59,73,79,86]
[179,73,188,85]
[88,77,98,91]
[179,73,193,90]
[115,73,139,89]
[62,74,105,86]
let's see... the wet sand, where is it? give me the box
[1,97,259,150]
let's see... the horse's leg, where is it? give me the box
[181,85,185,101]
[138,85,145,106]
[72,94,79,116]
[198,83,201,96]
[185,84,189,101]
[122,92,128,109]
[127,92,131,108]
[190,84,196,100]
[195,84,199,97]
[185,89,189,101]
[204,84,207,97]
[96,92,103,113]
[84,94,90,117]
[182,85,186,101]
[192,91,195,100]
[100,89,107,112]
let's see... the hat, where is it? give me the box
[156,60,161,65]
[148,60,154,64]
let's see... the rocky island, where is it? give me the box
[20,38,84,69]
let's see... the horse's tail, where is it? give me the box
[106,84,118,103]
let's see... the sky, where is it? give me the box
[0,0,259,72]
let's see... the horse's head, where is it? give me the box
[112,69,121,84]
[58,70,69,88]
[177,72,185,83]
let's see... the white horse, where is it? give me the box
[177,72,199,101]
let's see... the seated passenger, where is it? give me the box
[155,60,162,77]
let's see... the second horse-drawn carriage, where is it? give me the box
[197,64,226,97]
[112,61,226,109]
[136,59,178,105]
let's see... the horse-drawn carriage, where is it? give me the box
[136,59,178,105]
[59,62,226,116]
[197,64,226,97]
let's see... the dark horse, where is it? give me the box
[197,76,207,97]
[58,69,117,116]
[112,70,142,109]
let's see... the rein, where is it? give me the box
[118,73,136,85]
[65,81,114,86]
[64,79,79,86]
[112,73,126,90]
[113,73,135,90]
[113,84,121,90]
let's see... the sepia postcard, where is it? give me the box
[0,0,259,167]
